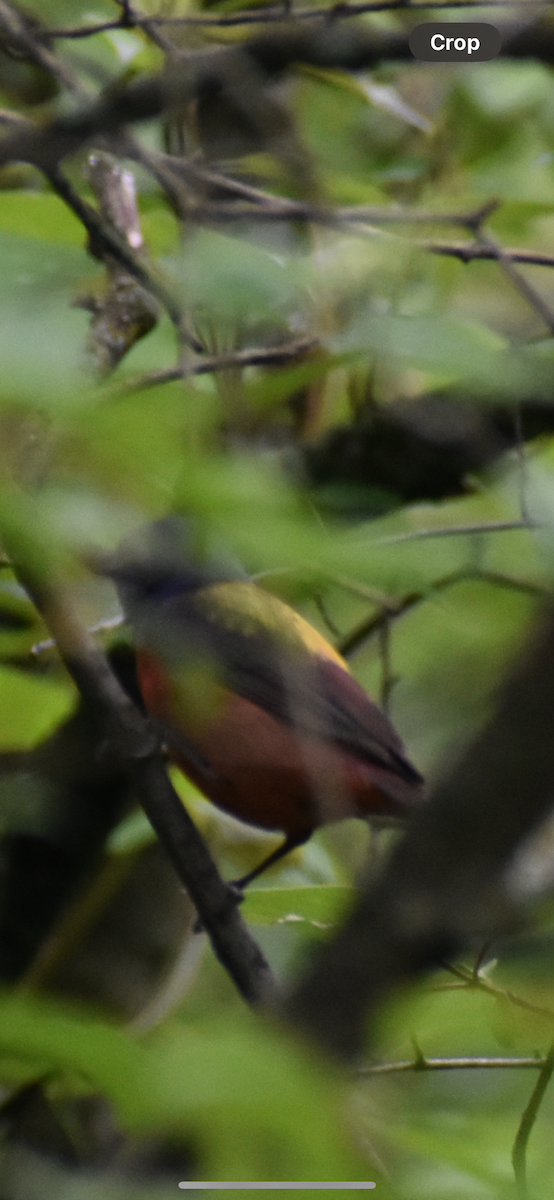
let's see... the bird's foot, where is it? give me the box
[193,880,244,934]
[228,879,246,902]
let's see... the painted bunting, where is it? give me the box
[106,519,424,887]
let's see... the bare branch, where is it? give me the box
[119,338,317,390]
[362,1054,549,1074]
[427,241,554,271]
[379,520,537,543]
[442,961,554,1025]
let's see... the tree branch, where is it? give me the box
[119,338,317,390]
[0,502,276,1008]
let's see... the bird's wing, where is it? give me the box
[229,651,423,787]
[160,584,423,790]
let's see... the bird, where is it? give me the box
[104,518,425,889]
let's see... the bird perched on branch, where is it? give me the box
[104,519,424,888]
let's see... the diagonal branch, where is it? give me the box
[0,498,276,1008]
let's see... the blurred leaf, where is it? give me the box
[0,995,377,1184]
[242,884,354,926]
[241,352,359,414]
[67,383,207,509]
[465,63,553,118]
[339,312,554,399]
[147,1015,377,1183]
[0,194,84,247]
[0,229,92,409]
[0,664,76,750]
[107,807,156,855]
[0,993,147,1121]
[170,230,302,341]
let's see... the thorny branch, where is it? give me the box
[362,1054,549,1074]
[440,960,554,1026]
[363,951,554,1191]
[426,241,554,271]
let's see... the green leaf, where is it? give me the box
[339,312,554,399]
[0,664,75,750]
[242,884,354,926]
[0,193,84,246]
[170,230,302,339]
[69,382,207,508]
[0,229,92,409]
[241,352,360,414]
[465,62,553,117]
[147,1015,378,1183]
[0,995,379,1185]
[0,993,148,1124]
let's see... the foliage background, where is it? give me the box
[2,1,554,1196]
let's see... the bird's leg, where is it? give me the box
[232,830,311,892]
[192,833,311,935]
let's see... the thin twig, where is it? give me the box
[378,520,538,543]
[119,338,317,389]
[338,568,548,658]
[313,592,342,639]
[473,226,554,337]
[332,575,407,611]
[427,241,554,271]
[115,0,178,55]
[443,962,554,1025]
[362,1055,549,1075]
[512,1040,554,1199]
